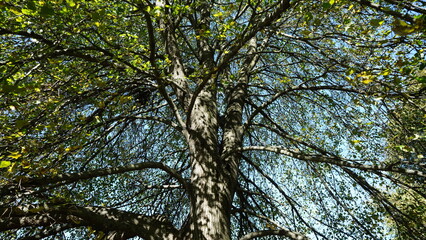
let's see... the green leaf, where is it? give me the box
[392,19,417,36]
[354,145,363,151]
[40,4,54,17]
[15,119,29,129]
[66,0,76,7]
[27,1,37,11]
[322,2,332,9]
[416,76,426,83]
[370,19,383,27]
[0,161,12,168]
[21,9,35,15]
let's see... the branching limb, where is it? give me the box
[352,0,417,23]
[24,162,187,189]
[234,208,310,240]
[241,146,426,178]
[241,156,328,239]
[18,224,77,240]
[1,204,179,240]
[240,229,310,240]
[217,1,291,71]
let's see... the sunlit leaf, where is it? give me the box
[0,161,12,168]
[8,152,22,159]
[362,79,373,84]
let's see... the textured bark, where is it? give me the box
[0,205,179,240]
[186,85,230,240]
[182,38,258,240]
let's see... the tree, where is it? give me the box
[0,0,425,239]
[385,59,426,239]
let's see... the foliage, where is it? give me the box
[385,77,426,239]
[1,0,425,239]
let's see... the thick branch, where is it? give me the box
[0,214,79,231]
[18,224,77,240]
[240,229,310,240]
[1,204,179,240]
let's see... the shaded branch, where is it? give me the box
[240,229,310,240]
[0,28,146,74]
[1,204,179,240]
[233,208,310,240]
[23,162,188,190]
[353,0,416,23]
[18,224,77,240]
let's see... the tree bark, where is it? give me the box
[185,83,232,240]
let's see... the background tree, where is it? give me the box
[1,0,425,239]
[384,55,426,239]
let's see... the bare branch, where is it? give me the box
[352,0,416,23]
[241,146,426,178]
[24,162,188,189]
[234,208,310,240]
[217,1,291,71]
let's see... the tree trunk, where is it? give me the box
[182,38,255,240]
[185,85,234,240]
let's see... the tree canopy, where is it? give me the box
[385,79,426,239]
[0,0,425,239]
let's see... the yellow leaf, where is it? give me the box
[65,145,81,152]
[357,72,374,84]
[381,69,391,76]
[119,96,131,104]
[9,8,22,15]
[213,12,223,18]
[361,79,373,84]
[20,160,31,169]
[8,152,22,159]
[8,162,17,172]
[0,161,12,168]
[66,0,76,7]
